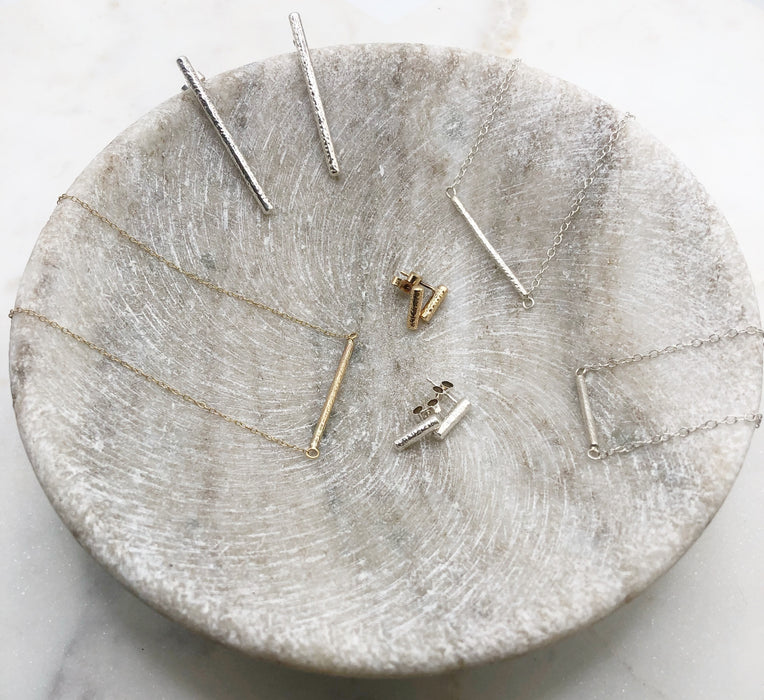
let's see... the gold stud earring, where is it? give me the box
[391,271,448,330]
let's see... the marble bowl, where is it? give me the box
[9,45,761,676]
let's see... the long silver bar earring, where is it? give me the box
[289,12,340,177]
[177,56,274,214]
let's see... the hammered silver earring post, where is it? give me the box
[289,12,340,176]
[394,401,441,451]
[177,56,274,214]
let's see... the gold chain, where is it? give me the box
[13,196,361,458]
[9,306,306,454]
[58,194,354,341]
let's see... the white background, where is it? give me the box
[2,1,762,698]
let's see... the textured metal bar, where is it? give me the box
[407,285,425,329]
[177,56,273,214]
[449,192,529,301]
[394,415,440,451]
[434,398,471,439]
[575,370,599,451]
[289,12,340,176]
[307,335,356,457]
[420,285,448,323]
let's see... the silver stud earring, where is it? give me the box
[428,379,471,439]
[394,399,441,451]
[394,380,470,450]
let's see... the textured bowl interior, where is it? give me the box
[9,44,762,676]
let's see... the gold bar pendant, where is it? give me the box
[306,334,357,458]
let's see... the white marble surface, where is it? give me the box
[2,0,763,697]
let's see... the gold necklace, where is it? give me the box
[59,194,352,340]
[13,196,360,459]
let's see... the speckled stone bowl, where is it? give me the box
[9,45,761,676]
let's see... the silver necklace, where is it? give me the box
[446,59,632,308]
[575,326,763,459]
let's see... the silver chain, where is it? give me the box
[599,414,762,459]
[578,326,764,459]
[449,58,633,297]
[449,59,522,192]
[527,113,632,294]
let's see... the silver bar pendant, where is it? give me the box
[289,12,340,177]
[575,368,600,455]
[177,56,274,214]
[448,190,531,304]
